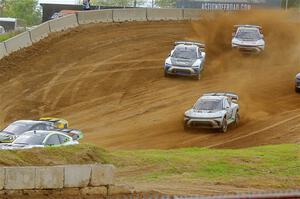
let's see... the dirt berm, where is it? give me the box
[0,10,299,149]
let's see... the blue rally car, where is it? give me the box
[164,41,206,80]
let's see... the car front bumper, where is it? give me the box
[295,81,300,88]
[166,66,199,77]
[232,44,264,53]
[184,117,223,129]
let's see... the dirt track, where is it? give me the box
[0,10,299,149]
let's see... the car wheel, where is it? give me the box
[164,71,169,77]
[220,119,228,133]
[184,121,189,130]
[194,73,201,80]
[295,87,300,93]
[234,112,240,127]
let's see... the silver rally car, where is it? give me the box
[184,93,240,132]
[164,41,206,80]
[0,130,78,150]
[232,25,265,53]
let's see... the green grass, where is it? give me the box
[0,32,20,42]
[0,143,298,188]
[108,144,300,187]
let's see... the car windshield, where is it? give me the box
[13,133,47,145]
[194,99,223,111]
[3,123,34,135]
[236,29,260,40]
[172,47,197,59]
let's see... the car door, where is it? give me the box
[44,134,61,146]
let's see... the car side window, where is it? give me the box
[224,100,230,109]
[58,134,70,144]
[45,134,60,145]
[227,98,232,106]
[34,124,46,130]
[198,49,202,58]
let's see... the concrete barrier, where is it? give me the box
[35,166,64,189]
[0,42,7,59]
[49,14,78,32]
[4,167,35,190]
[1,164,114,190]
[77,10,113,24]
[29,22,50,43]
[4,31,32,54]
[183,9,202,20]
[0,168,4,190]
[64,165,91,188]
[147,8,183,21]
[113,8,147,22]
[90,164,115,186]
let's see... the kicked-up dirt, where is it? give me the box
[0,10,299,149]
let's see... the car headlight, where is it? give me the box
[165,63,172,67]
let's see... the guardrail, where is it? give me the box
[0,8,203,60]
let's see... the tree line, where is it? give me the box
[0,0,41,26]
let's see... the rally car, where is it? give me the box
[0,118,82,143]
[0,120,56,143]
[184,92,240,132]
[164,41,206,80]
[0,130,78,150]
[296,73,300,93]
[39,117,68,128]
[231,25,265,53]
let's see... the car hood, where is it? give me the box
[0,132,15,143]
[185,109,226,118]
[232,38,264,46]
[170,57,196,67]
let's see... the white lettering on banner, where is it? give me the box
[201,3,251,11]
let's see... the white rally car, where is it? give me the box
[184,93,240,132]
[164,41,206,80]
[232,25,265,53]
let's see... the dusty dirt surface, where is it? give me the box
[0,10,299,150]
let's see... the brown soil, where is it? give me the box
[0,10,299,150]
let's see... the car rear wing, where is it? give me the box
[233,25,263,36]
[203,92,239,101]
[39,117,68,129]
[175,41,205,51]
[55,128,83,141]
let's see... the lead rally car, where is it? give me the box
[164,41,206,80]
[184,93,240,132]
[232,25,265,53]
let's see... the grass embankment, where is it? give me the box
[0,144,299,189]
[0,144,109,166]
[0,32,20,42]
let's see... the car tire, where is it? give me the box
[295,87,300,93]
[234,112,240,127]
[194,73,201,80]
[164,71,169,77]
[220,118,228,133]
[184,121,190,130]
